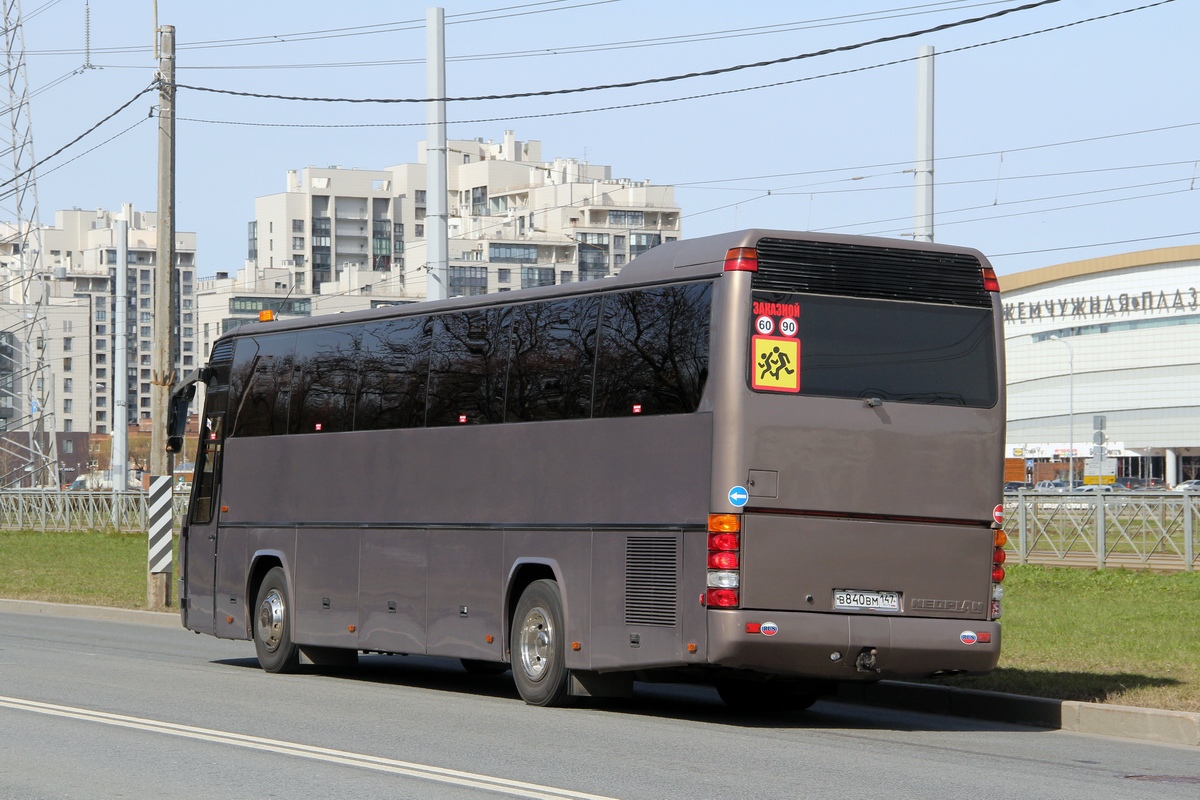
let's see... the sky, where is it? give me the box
[9,0,1199,279]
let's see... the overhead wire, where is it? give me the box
[164,1,1176,140]
[172,0,1075,104]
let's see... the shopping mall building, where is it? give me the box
[999,245,1200,486]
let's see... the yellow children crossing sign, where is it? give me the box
[752,335,800,392]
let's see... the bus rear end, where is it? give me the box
[706,234,1005,685]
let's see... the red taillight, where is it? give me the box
[707,514,742,609]
[723,247,758,272]
[708,531,739,551]
[981,266,1000,292]
[992,566,1006,582]
[706,588,739,607]
[993,547,1006,565]
[708,551,739,569]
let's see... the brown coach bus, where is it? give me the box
[168,229,1007,710]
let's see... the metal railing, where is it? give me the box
[1003,491,1198,571]
[0,490,190,533]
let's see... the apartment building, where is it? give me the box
[0,207,198,435]
[249,130,680,299]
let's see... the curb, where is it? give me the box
[837,680,1200,747]
[3,599,1197,746]
[0,598,179,628]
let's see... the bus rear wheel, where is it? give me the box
[510,580,571,707]
[253,567,299,674]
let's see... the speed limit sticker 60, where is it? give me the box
[755,315,775,335]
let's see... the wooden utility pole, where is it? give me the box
[149,24,175,609]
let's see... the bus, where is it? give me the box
[168,229,1007,710]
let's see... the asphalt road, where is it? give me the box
[1,611,1198,799]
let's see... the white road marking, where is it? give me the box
[0,694,618,800]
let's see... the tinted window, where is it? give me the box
[751,292,997,408]
[229,334,297,437]
[356,316,432,430]
[506,297,599,422]
[426,308,512,426]
[291,327,362,434]
[593,282,712,417]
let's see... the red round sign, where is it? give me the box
[992,504,1004,525]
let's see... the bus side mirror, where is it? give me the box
[166,383,196,454]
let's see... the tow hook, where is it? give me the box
[856,647,879,673]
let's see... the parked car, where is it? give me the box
[1034,480,1067,492]
[1113,476,1146,490]
[1003,481,1029,491]
[1071,484,1117,493]
[1174,479,1200,491]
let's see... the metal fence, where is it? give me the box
[2,488,1195,572]
[1003,491,1199,571]
[0,490,190,533]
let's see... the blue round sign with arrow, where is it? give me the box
[728,485,749,507]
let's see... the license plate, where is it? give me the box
[833,589,900,611]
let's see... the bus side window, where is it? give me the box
[292,327,361,434]
[426,307,512,426]
[593,283,712,417]
[230,334,297,437]
[356,316,431,431]
[506,297,599,422]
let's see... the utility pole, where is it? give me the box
[913,45,935,243]
[425,7,448,301]
[149,23,175,609]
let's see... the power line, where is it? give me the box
[0,82,156,193]
[92,1,1017,72]
[991,231,1200,258]
[165,2,1177,139]
[173,0,1073,104]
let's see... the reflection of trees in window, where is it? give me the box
[229,334,297,436]
[427,308,511,426]
[593,283,711,417]
[356,316,432,430]
[506,298,599,422]
[291,328,363,434]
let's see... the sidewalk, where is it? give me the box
[3,597,1197,746]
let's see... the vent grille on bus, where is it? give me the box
[753,238,990,308]
[624,536,679,627]
[209,339,235,364]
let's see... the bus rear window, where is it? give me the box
[749,292,997,408]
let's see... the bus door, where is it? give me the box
[183,408,226,634]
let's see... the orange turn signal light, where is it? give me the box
[708,513,741,533]
[994,530,1008,547]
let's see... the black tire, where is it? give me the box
[716,679,818,714]
[510,579,571,707]
[461,659,510,676]
[253,567,299,674]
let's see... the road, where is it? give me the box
[1,611,1197,799]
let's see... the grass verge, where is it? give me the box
[0,532,1197,712]
[931,564,1200,712]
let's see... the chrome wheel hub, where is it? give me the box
[518,605,553,682]
[257,589,286,653]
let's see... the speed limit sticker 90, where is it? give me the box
[755,315,775,335]
[778,316,798,337]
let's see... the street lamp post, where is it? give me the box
[1049,335,1074,487]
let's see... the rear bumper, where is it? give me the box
[707,609,1000,679]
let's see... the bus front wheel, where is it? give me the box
[253,567,299,674]
[510,580,571,707]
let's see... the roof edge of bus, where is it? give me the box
[617,229,992,280]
